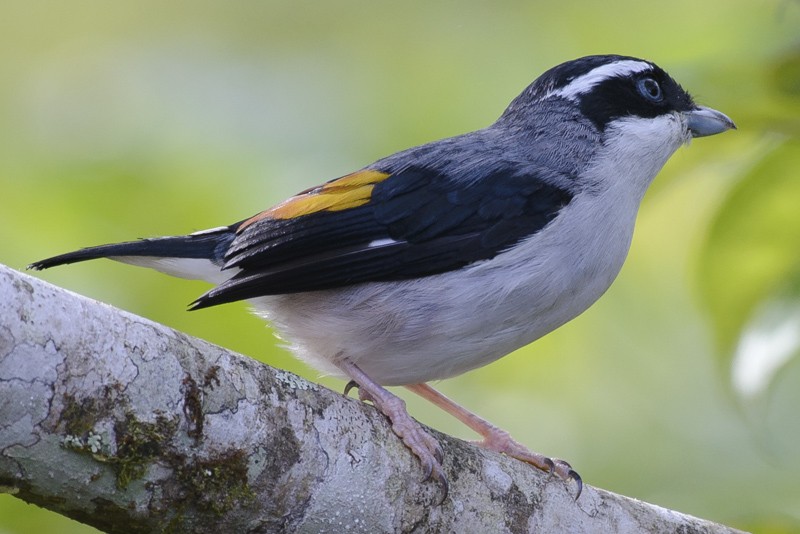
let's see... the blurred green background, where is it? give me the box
[2,1,799,532]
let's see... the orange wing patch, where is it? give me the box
[240,169,390,229]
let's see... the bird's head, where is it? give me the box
[497,55,735,195]
[503,54,734,139]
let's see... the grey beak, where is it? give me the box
[685,106,736,138]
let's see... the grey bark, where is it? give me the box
[0,263,744,533]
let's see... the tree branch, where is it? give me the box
[0,264,742,533]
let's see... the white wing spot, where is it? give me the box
[191,226,229,236]
[367,238,399,248]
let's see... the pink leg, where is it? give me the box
[337,361,447,491]
[405,383,582,497]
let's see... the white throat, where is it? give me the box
[590,112,690,202]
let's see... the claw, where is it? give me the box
[415,448,448,504]
[418,454,448,503]
[567,469,583,500]
[546,458,583,498]
[343,380,359,396]
[553,458,572,470]
[433,442,444,465]
[421,457,434,481]
[542,456,555,473]
[432,467,449,505]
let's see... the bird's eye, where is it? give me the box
[637,77,663,102]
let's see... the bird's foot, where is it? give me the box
[404,382,581,499]
[342,374,448,500]
[476,427,582,498]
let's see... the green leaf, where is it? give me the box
[731,275,800,399]
[698,138,800,375]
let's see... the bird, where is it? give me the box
[31,54,735,498]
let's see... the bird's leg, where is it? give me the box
[337,361,447,490]
[405,382,582,498]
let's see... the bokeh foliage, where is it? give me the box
[1,1,799,532]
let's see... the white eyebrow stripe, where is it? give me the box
[551,60,653,101]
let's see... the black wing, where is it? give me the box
[192,166,572,309]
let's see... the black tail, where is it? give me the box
[29,227,236,271]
